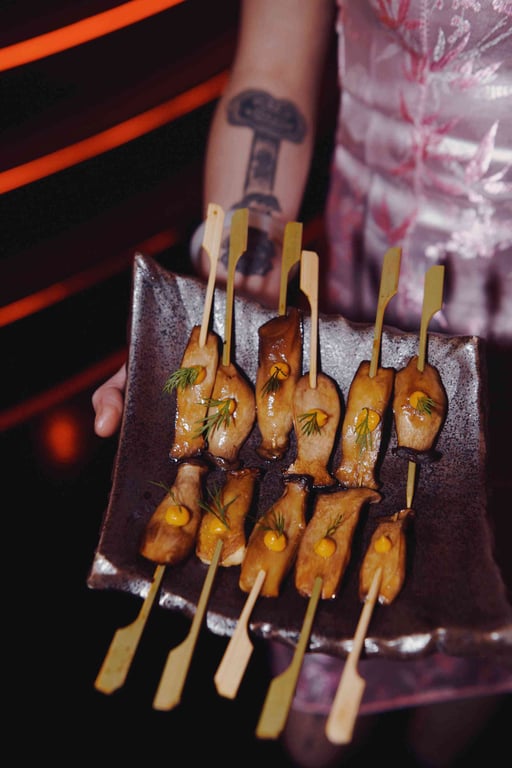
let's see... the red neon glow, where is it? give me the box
[0,350,127,433]
[43,409,83,464]
[0,72,228,195]
[0,0,185,72]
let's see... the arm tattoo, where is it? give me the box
[222,89,307,277]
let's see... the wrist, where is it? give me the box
[190,206,286,274]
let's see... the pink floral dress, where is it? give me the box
[325,0,512,341]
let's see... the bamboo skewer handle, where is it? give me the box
[278,221,303,316]
[223,208,248,366]
[256,576,323,740]
[214,569,266,699]
[199,203,225,348]
[369,247,401,378]
[417,265,445,373]
[153,539,223,711]
[406,264,445,508]
[325,567,382,744]
[300,250,319,389]
[94,564,166,694]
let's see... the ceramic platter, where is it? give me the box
[88,254,512,663]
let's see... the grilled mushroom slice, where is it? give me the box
[359,508,413,605]
[166,325,220,462]
[286,372,341,488]
[255,306,303,461]
[139,460,208,565]
[392,356,447,463]
[295,487,382,600]
[239,475,310,598]
[196,466,260,566]
[334,360,394,489]
[199,362,256,470]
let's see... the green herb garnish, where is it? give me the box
[192,397,236,440]
[199,485,238,530]
[298,409,326,436]
[355,407,373,453]
[163,365,204,394]
[415,395,436,415]
[261,364,289,396]
[323,513,345,539]
[258,507,286,537]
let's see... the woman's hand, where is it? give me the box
[92,364,127,437]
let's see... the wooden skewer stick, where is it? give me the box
[406,265,445,508]
[153,539,223,710]
[199,203,225,347]
[325,566,382,744]
[300,250,319,390]
[256,576,323,739]
[369,247,401,378]
[213,569,266,698]
[223,208,248,366]
[278,221,303,316]
[94,564,166,694]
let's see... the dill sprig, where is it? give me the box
[415,394,436,415]
[298,409,324,436]
[192,397,235,440]
[149,479,174,495]
[355,407,373,453]
[323,513,345,539]
[163,365,203,394]
[258,507,286,537]
[199,485,238,530]
[261,364,288,396]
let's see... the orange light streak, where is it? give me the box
[0,0,185,72]
[0,230,179,328]
[0,71,228,195]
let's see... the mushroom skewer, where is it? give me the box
[93,203,224,695]
[199,208,256,468]
[395,265,446,508]
[286,251,341,487]
[255,221,303,461]
[166,203,225,461]
[215,473,310,699]
[152,209,253,711]
[334,247,401,490]
[326,504,413,745]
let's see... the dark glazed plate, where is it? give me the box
[88,254,512,663]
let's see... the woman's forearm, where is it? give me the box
[197,0,335,308]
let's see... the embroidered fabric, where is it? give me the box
[324,0,512,341]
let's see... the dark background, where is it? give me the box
[2,2,510,764]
